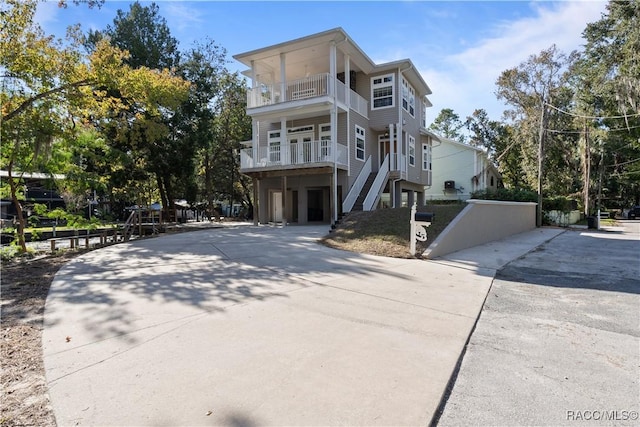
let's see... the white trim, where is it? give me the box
[371,73,394,110]
[288,125,314,134]
[268,130,282,163]
[402,77,415,117]
[422,142,431,171]
[355,124,365,161]
[408,135,416,167]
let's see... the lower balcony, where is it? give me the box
[240,140,348,172]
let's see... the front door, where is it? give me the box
[289,133,313,164]
[379,135,390,166]
[271,191,283,222]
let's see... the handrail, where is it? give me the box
[122,210,137,240]
[343,156,371,212]
[363,154,390,211]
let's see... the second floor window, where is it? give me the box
[409,135,415,167]
[355,125,365,161]
[402,78,415,117]
[372,74,394,109]
[421,99,427,128]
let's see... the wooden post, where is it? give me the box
[50,239,56,252]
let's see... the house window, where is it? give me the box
[422,142,431,171]
[355,125,365,161]
[268,131,281,163]
[320,123,331,158]
[402,78,415,117]
[408,135,415,166]
[491,176,494,186]
[421,99,427,128]
[371,74,394,109]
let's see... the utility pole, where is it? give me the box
[536,100,547,227]
[584,120,591,217]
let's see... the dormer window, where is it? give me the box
[371,74,394,109]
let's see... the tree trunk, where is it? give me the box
[8,174,28,253]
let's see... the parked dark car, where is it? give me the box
[628,206,640,219]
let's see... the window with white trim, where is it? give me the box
[402,78,415,117]
[320,123,331,158]
[371,74,394,109]
[408,135,415,166]
[355,125,365,161]
[268,131,281,163]
[421,99,427,128]
[422,142,431,171]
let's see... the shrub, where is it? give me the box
[543,196,576,213]
[470,188,538,202]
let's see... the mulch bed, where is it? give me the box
[1,252,82,427]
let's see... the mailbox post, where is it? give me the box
[410,203,434,256]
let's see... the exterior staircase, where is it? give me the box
[351,172,377,211]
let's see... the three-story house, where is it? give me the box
[234,28,438,225]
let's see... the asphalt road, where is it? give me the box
[437,221,640,426]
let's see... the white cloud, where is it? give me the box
[163,3,204,33]
[34,1,61,29]
[419,1,608,123]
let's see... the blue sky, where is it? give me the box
[36,0,608,125]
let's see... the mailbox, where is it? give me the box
[410,204,434,256]
[414,212,435,223]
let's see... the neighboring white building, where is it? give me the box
[425,137,501,201]
[234,28,438,225]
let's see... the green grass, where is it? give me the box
[321,204,466,258]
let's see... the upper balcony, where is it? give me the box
[246,73,368,119]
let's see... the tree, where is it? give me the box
[88,1,179,70]
[199,71,252,218]
[1,0,189,252]
[90,1,190,217]
[428,108,466,143]
[573,0,640,209]
[173,39,228,216]
[496,45,578,225]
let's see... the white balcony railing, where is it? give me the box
[246,73,368,118]
[240,140,347,170]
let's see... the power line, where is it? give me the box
[545,103,640,120]
[608,157,640,168]
[545,124,640,134]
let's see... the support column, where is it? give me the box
[252,177,259,225]
[394,182,402,208]
[280,53,287,102]
[330,171,336,225]
[417,191,425,207]
[345,54,351,176]
[408,190,415,207]
[329,42,337,97]
[389,123,395,170]
[252,119,258,165]
[331,106,338,224]
[281,117,287,164]
[282,175,287,226]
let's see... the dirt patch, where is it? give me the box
[1,252,80,427]
[322,205,466,258]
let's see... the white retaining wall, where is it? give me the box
[423,199,538,259]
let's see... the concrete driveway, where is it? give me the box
[438,221,640,426]
[43,224,560,426]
